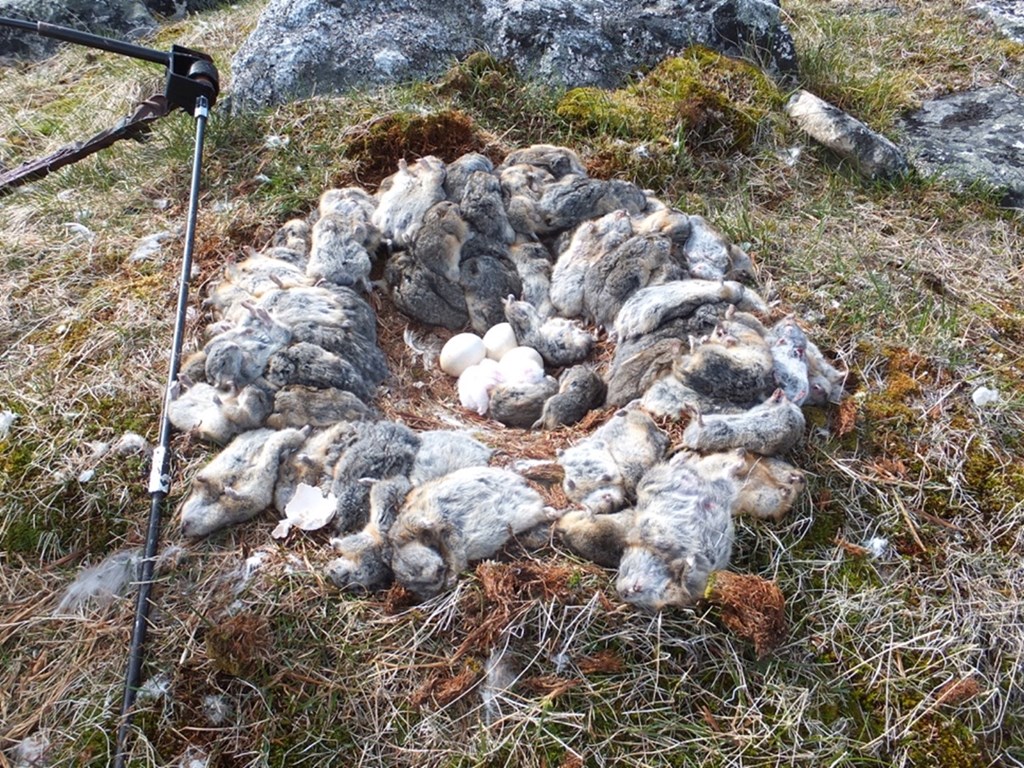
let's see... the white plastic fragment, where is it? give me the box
[11,731,50,768]
[55,548,141,613]
[64,222,95,240]
[403,327,441,370]
[202,693,235,725]
[112,431,150,455]
[864,537,889,559]
[137,673,172,703]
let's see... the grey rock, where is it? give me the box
[230,0,797,112]
[974,0,1024,43]
[0,0,154,61]
[230,0,479,111]
[487,0,799,88]
[899,85,1024,208]
[785,90,910,180]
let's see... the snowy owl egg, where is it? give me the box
[440,333,486,377]
[498,346,545,382]
[483,323,518,361]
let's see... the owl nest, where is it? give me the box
[169,144,848,655]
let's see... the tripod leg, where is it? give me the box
[112,94,210,768]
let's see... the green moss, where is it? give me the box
[429,53,563,149]
[906,715,989,767]
[205,612,272,678]
[556,47,783,154]
[584,138,693,195]
[794,509,843,556]
[1,432,138,557]
[961,449,1024,519]
[0,435,44,552]
[804,404,830,430]
[3,516,44,553]
[69,716,118,767]
[556,87,653,139]
[990,312,1024,345]
[87,394,156,440]
[0,435,37,482]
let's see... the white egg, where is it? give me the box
[439,333,486,377]
[498,346,545,384]
[500,345,543,369]
[482,323,518,361]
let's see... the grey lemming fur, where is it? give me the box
[503,296,594,368]
[555,508,635,568]
[325,476,412,593]
[460,253,523,334]
[613,279,768,343]
[443,152,494,202]
[372,156,447,248]
[488,376,560,429]
[533,365,606,430]
[329,421,421,533]
[385,248,469,329]
[681,389,806,456]
[616,453,736,611]
[388,467,552,599]
[410,200,469,283]
[167,381,272,445]
[179,427,307,538]
[266,385,376,430]
[409,430,494,486]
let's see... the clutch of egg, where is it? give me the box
[440,329,543,415]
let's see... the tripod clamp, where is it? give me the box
[0,17,219,194]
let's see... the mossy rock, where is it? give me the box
[556,87,653,139]
[343,109,488,187]
[556,46,784,153]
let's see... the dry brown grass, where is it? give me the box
[2,0,1024,766]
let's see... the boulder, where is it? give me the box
[785,89,909,180]
[0,1,235,62]
[899,84,1024,209]
[229,0,798,112]
[974,0,1024,43]
[0,0,155,60]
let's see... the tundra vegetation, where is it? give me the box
[1,1,1022,765]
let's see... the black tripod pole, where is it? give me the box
[113,93,210,768]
